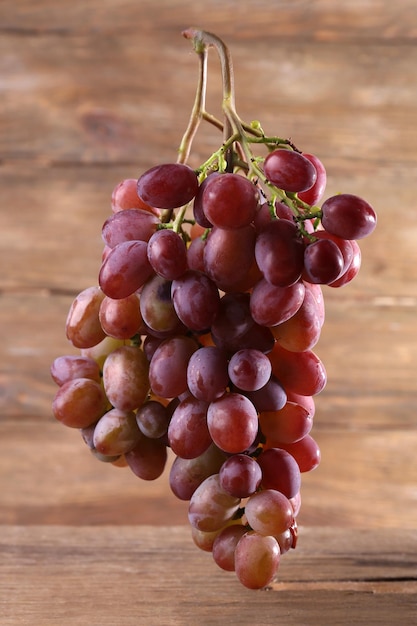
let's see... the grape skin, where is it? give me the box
[137,163,199,209]
[66,286,106,349]
[297,153,327,205]
[250,278,305,328]
[207,393,259,454]
[212,524,247,572]
[263,148,317,193]
[187,346,229,402]
[228,348,272,392]
[171,270,220,332]
[188,474,241,532]
[149,335,198,398]
[102,345,149,412]
[201,172,260,230]
[147,228,188,280]
[321,193,377,240]
[259,402,313,444]
[245,489,294,536]
[99,240,154,299]
[50,355,101,386]
[52,377,108,429]
[93,408,142,456]
[234,532,280,590]
[168,395,212,459]
[169,444,227,501]
[255,219,304,287]
[219,454,262,498]
[102,208,159,248]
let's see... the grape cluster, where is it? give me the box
[51,29,377,590]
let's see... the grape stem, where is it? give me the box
[172,28,321,233]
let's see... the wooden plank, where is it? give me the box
[0,525,416,626]
[0,33,417,166]
[1,0,416,41]
[1,420,416,528]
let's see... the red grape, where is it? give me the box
[263,148,317,192]
[200,172,260,230]
[137,163,199,209]
[321,193,377,239]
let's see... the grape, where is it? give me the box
[171,270,220,332]
[142,334,164,361]
[219,454,262,498]
[204,225,256,291]
[270,434,321,473]
[257,447,301,499]
[111,178,159,215]
[93,408,142,456]
[314,230,354,274]
[99,240,154,299]
[81,335,125,370]
[259,402,313,444]
[245,489,294,536]
[137,163,199,209]
[268,343,327,396]
[214,320,275,355]
[321,193,377,239]
[149,335,197,398]
[200,172,260,229]
[186,235,206,272]
[147,228,188,280]
[270,287,322,352]
[192,174,217,228]
[125,434,167,481]
[169,444,227,500]
[263,148,317,192]
[139,274,182,334]
[228,348,272,392]
[289,493,302,517]
[187,346,229,402]
[242,375,287,412]
[255,219,304,287]
[191,526,223,553]
[305,281,325,326]
[52,377,108,429]
[207,393,258,454]
[102,208,159,248]
[188,473,241,532]
[168,395,212,459]
[234,532,280,589]
[286,391,316,417]
[250,278,305,328]
[212,524,247,571]
[297,153,327,205]
[329,239,361,287]
[50,355,101,386]
[99,293,142,339]
[211,292,254,347]
[135,400,170,439]
[102,345,149,411]
[66,286,106,349]
[275,527,295,555]
[303,238,344,285]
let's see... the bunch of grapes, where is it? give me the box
[51,28,376,589]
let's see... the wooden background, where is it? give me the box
[0,1,416,624]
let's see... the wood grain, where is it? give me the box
[0,0,416,622]
[1,526,416,626]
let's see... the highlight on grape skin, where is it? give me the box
[51,27,377,590]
